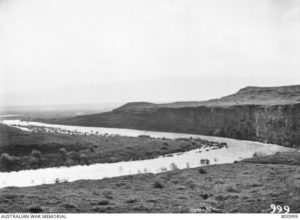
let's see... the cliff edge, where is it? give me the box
[48,85,300,149]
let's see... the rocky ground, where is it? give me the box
[0,152,299,213]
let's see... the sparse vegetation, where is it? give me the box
[198,167,207,174]
[225,184,239,193]
[0,152,299,213]
[27,205,43,213]
[125,197,138,203]
[102,189,114,199]
[169,163,179,170]
[0,123,224,172]
[0,153,20,171]
[97,200,110,206]
[153,178,164,189]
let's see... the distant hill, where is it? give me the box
[115,85,300,111]
[203,85,300,106]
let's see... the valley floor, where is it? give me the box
[0,152,299,213]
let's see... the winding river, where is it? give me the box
[0,119,294,189]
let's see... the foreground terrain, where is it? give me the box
[0,152,299,213]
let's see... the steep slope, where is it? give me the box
[48,85,300,148]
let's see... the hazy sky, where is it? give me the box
[0,0,300,105]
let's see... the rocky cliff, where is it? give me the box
[52,85,300,149]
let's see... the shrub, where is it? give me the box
[97,199,110,206]
[200,192,209,200]
[0,153,20,171]
[176,186,186,190]
[63,203,76,209]
[186,179,198,189]
[27,205,43,213]
[138,135,150,138]
[79,153,89,165]
[153,178,164,188]
[102,189,114,199]
[30,150,43,167]
[59,148,68,162]
[198,167,207,174]
[69,151,81,163]
[125,197,138,203]
[225,184,239,193]
[31,150,42,160]
[170,163,179,170]
[253,151,267,157]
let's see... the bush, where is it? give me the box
[225,184,239,193]
[125,197,138,203]
[170,163,179,170]
[200,192,209,200]
[30,150,43,167]
[102,189,114,199]
[198,167,207,174]
[138,135,150,138]
[0,153,20,171]
[31,150,42,160]
[97,199,110,206]
[27,205,43,213]
[153,178,164,188]
[63,203,76,209]
[253,151,267,157]
[79,153,89,165]
[59,148,68,162]
[69,151,81,163]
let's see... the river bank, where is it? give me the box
[0,151,299,213]
[0,123,226,172]
[0,120,292,175]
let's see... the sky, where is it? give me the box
[0,0,300,106]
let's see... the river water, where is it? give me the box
[0,119,294,188]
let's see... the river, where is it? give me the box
[0,119,294,188]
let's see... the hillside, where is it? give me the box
[114,85,300,111]
[47,85,300,149]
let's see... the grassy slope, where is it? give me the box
[0,124,223,172]
[0,152,299,213]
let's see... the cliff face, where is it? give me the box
[52,85,300,149]
[59,103,300,149]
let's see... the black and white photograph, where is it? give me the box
[0,0,299,217]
